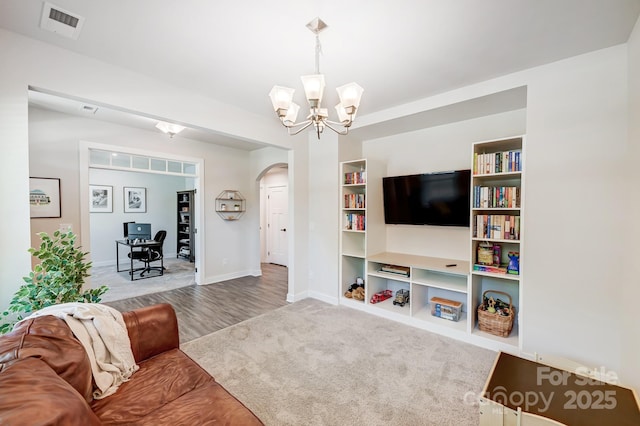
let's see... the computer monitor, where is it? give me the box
[127,223,152,241]
[123,221,135,238]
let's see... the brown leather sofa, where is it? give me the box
[0,303,263,425]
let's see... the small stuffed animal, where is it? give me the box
[487,297,496,314]
[352,286,365,301]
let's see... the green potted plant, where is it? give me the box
[0,230,108,334]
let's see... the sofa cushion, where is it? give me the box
[0,357,101,426]
[0,315,93,402]
[91,348,262,425]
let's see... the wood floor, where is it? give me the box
[105,263,289,343]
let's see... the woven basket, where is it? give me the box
[477,290,515,337]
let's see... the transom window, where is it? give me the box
[89,149,196,176]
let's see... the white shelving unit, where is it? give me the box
[338,138,525,353]
[366,252,470,334]
[470,136,525,351]
[339,159,368,305]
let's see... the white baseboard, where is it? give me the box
[309,291,339,306]
[202,269,253,285]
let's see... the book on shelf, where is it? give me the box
[474,149,522,175]
[344,171,366,185]
[380,264,410,276]
[344,193,366,209]
[473,185,520,208]
[473,263,519,275]
[473,263,509,274]
[474,214,520,240]
[344,213,365,231]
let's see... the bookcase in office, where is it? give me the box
[470,136,524,350]
[177,190,195,262]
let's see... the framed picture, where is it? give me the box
[89,185,113,213]
[29,177,61,218]
[124,187,146,213]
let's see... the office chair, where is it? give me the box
[128,230,167,277]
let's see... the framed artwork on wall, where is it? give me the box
[29,177,61,218]
[123,186,146,213]
[89,185,113,213]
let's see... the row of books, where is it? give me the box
[344,193,366,209]
[473,264,511,274]
[473,186,521,209]
[344,213,366,231]
[473,150,521,175]
[344,171,367,185]
[474,214,521,240]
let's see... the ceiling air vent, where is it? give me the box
[40,2,85,39]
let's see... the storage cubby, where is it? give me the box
[411,284,467,332]
[341,255,366,299]
[341,232,365,258]
[366,274,411,317]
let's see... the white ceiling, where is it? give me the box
[2,0,639,149]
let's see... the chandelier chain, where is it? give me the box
[314,34,322,74]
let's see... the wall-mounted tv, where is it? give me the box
[382,169,471,227]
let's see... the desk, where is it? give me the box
[115,239,164,281]
[480,351,640,425]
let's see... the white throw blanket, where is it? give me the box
[19,302,139,399]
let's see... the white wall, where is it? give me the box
[89,168,190,265]
[364,109,526,261]
[623,15,640,390]
[307,132,341,304]
[523,46,627,376]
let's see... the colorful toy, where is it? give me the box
[344,277,365,299]
[487,297,496,313]
[370,289,393,304]
[393,289,410,307]
[507,252,520,275]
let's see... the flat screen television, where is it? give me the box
[382,169,471,227]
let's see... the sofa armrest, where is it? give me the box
[122,303,179,363]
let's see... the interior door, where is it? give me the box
[267,185,288,266]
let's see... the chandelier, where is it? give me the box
[269,18,364,139]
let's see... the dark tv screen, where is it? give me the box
[383,170,471,226]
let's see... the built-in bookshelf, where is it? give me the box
[339,160,368,300]
[470,136,524,350]
[338,137,524,353]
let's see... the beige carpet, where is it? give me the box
[181,298,496,426]
[90,257,195,302]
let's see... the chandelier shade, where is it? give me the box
[300,74,325,104]
[269,18,363,139]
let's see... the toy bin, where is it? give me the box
[430,297,462,321]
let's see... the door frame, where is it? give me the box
[78,140,205,285]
